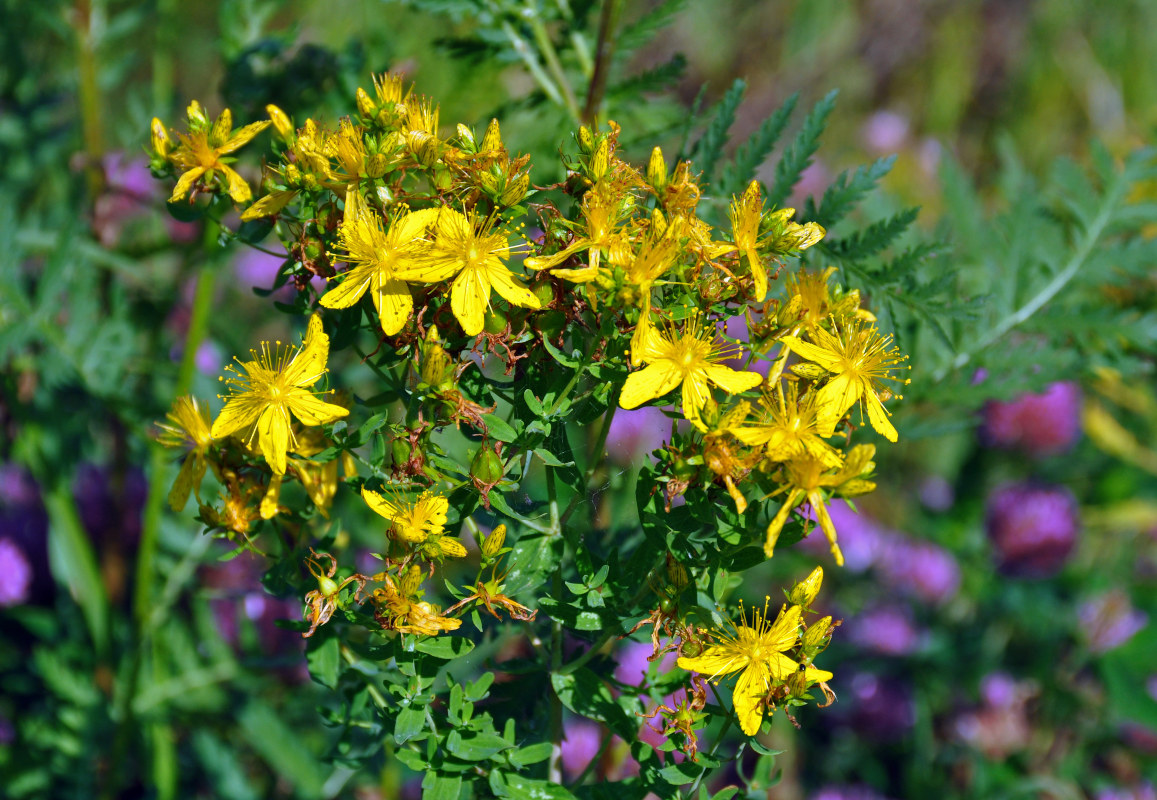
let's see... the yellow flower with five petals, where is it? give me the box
[211,315,348,475]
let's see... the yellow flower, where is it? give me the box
[157,395,215,511]
[321,205,440,334]
[727,182,825,301]
[763,444,877,565]
[621,315,763,429]
[678,601,828,735]
[524,186,633,279]
[401,209,541,336]
[781,319,909,442]
[166,102,270,204]
[211,315,348,475]
[361,486,449,542]
[375,566,462,636]
[731,383,844,468]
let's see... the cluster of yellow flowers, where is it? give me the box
[152,72,909,743]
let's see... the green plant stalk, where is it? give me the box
[582,0,625,125]
[43,484,110,658]
[682,715,734,800]
[931,170,1124,383]
[501,19,565,108]
[545,467,566,783]
[75,0,106,203]
[524,0,582,123]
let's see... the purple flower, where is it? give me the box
[980,672,1019,709]
[72,462,148,544]
[1079,590,1148,654]
[917,475,954,512]
[93,153,158,246]
[606,407,669,466]
[985,482,1078,577]
[811,786,894,800]
[861,110,910,154]
[560,719,602,780]
[1096,784,1157,800]
[799,500,886,572]
[0,538,32,607]
[981,381,1082,457]
[844,672,914,741]
[234,247,288,291]
[878,539,961,605]
[850,605,921,656]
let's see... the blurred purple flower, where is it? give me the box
[844,672,914,741]
[879,539,961,605]
[981,381,1082,457]
[0,538,32,607]
[799,500,887,572]
[954,672,1035,758]
[73,462,148,545]
[917,475,954,512]
[234,247,288,292]
[850,605,921,656]
[560,719,602,780]
[93,153,157,246]
[862,110,910,154]
[985,482,1078,577]
[606,407,669,466]
[1096,784,1157,800]
[1079,590,1148,654]
[980,672,1018,709]
[918,138,943,177]
[195,339,224,376]
[614,640,655,685]
[1147,675,1157,703]
[811,786,894,800]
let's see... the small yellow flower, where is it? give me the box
[621,315,763,429]
[321,204,440,334]
[165,103,270,204]
[525,186,633,279]
[763,444,877,565]
[727,182,825,302]
[677,601,830,735]
[781,318,909,442]
[361,487,465,558]
[157,395,215,511]
[731,383,844,468]
[375,566,462,636]
[211,315,348,475]
[401,209,541,336]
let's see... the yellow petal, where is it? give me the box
[221,165,253,203]
[525,240,590,271]
[863,388,898,443]
[257,405,290,474]
[211,395,264,438]
[450,267,489,336]
[241,189,295,221]
[169,167,206,203]
[361,487,399,521]
[260,474,283,519]
[781,334,841,371]
[287,391,349,427]
[703,365,763,396]
[218,120,272,154]
[487,262,541,309]
[677,646,745,678]
[764,488,804,558]
[733,661,770,736]
[319,263,376,310]
[373,277,414,335]
[283,315,330,387]
[814,373,859,436]
[619,363,682,409]
[765,651,801,682]
[765,604,803,651]
[804,665,834,683]
[168,456,195,512]
[808,490,844,567]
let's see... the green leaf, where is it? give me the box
[501,774,580,800]
[465,671,495,701]
[718,93,799,198]
[767,90,838,208]
[237,702,326,798]
[523,389,544,416]
[550,668,636,739]
[305,634,340,689]
[542,336,580,367]
[421,771,463,800]
[483,413,520,443]
[446,729,513,761]
[534,447,572,467]
[659,760,704,785]
[394,706,427,745]
[508,741,553,768]
[415,635,476,660]
[690,78,746,186]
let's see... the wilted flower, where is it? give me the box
[986,482,1078,577]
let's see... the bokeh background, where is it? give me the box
[2,0,1155,797]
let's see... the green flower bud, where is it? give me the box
[647,146,667,192]
[471,447,505,485]
[788,566,823,607]
[481,524,507,558]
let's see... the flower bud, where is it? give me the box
[366,153,390,179]
[480,118,502,154]
[356,87,376,119]
[789,566,824,607]
[481,524,507,558]
[786,669,809,698]
[210,108,233,145]
[391,438,413,468]
[420,327,453,387]
[500,172,530,206]
[590,138,609,182]
[400,564,423,597]
[577,125,594,153]
[665,554,689,590]
[187,99,209,127]
[266,104,294,142]
[150,118,171,158]
[470,447,505,485]
[456,123,475,147]
[801,615,833,649]
[647,146,667,192]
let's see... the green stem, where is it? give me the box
[930,172,1123,383]
[559,404,615,528]
[75,0,106,204]
[682,715,734,800]
[524,1,582,123]
[501,19,565,108]
[582,0,625,126]
[546,469,565,784]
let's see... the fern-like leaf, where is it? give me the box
[766,89,837,208]
[803,155,896,229]
[688,79,746,187]
[716,93,798,198]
